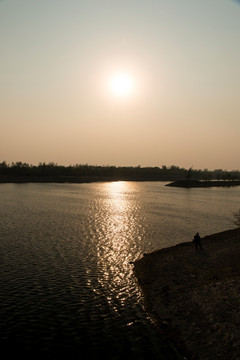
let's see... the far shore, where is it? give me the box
[134,228,240,360]
[0,176,109,184]
[166,180,240,188]
[0,176,173,184]
[1,176,240,187]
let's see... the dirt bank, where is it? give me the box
[134,228,240,360]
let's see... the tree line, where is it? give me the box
[0,161,239,182]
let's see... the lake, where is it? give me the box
[0,181,239,359]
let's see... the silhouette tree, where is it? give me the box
[0,162,239,182]
[186,166,193,181]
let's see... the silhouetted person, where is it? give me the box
[193,232,202,251]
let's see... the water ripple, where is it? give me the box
[1,182,238,358]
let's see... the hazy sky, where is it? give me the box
[1,0,240,170]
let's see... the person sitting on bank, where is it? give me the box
[193,232,202,251]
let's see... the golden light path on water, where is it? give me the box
[94,181,146,312]
[1,182,239,358]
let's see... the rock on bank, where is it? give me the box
[134,228,240,360]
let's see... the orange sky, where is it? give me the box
[1,0,240,170]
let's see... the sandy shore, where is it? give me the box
[134,228,240,360]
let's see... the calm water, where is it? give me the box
[0,182,239,359]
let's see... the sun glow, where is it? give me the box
[109,72,135,97]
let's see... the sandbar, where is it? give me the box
[134,228,240,360]
[166,180,240,188]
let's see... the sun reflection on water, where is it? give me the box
[95,181,145,308]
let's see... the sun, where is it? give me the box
[109,72,135,97]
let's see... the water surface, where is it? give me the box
[0,182,239,359]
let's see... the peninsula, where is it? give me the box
[134,228,240,360]
[166,180,240,188]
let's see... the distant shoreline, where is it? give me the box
[1,177,240,188]
[0,176,170,184]
[134,228,240,360]
[0,176,107,184]
[1,163,240,185]
[166,180,240,188]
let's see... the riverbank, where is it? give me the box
[134,228,240,360]
[0,176,109,183]
[166,180,240,188]
[2,176,240,187]
[0,176,177,184]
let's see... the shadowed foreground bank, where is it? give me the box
[134,228,240,360]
